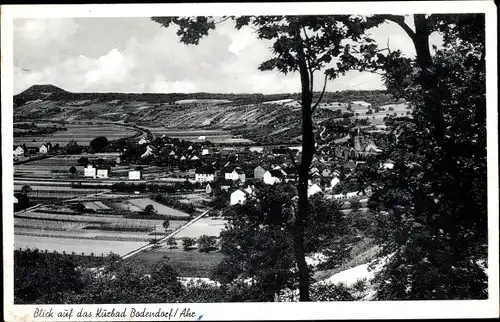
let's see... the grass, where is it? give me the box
[124,248,224,278]
[313,237,381,282]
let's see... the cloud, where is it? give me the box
[14,16,443,95]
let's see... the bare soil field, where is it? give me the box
[125,198,191,218]
[14,234,145,256]
[173,218,227,238]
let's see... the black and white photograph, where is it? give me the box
[2,2,498,320]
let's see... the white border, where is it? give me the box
[2,2,499,321]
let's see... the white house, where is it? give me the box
[230,186,254,205]
[191,155,200,161]
[96,168,109,179]
[128,170,142,180]
[202,149,210,156]
[198,136,206,140]
[195,167,215,183]
[39,144,49,154]
[308,183,323,197]
[330,177,340,188]
[263,170,284,185]
[382,162,394,169]
[138,138,149,145]
[13,146,25,156]
[225,168,245,182]
[206,183,213,195]
[180,155,187,161]
[141,145,155,158]
[84,165,97,178]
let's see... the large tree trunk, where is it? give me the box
[413,14,444,149]
[293,37,315,302]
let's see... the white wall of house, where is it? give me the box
[195,173,215,183]
[263,171,280,185]
[84,166,96,178]
[39,145,48,154]
[14,146,24,156]
[96,169,109,179]
[331,177,340,188]
[225,170,239,181]
[202,149,209,155]
[230,190,247,205]
[128,170,142,180]
[308,184,323,197]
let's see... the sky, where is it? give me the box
[13,16,443,95]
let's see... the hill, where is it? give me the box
[13,85,402,144]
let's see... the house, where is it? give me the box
[138,138,149,145]
[263,169,285,185]
[308,183,323,197]
[84,165,97,178]
[224,167,246,182]
[96,168,109,179]
[195,166,216,183]
[141,145,155,158]
[128,169,142,180]
[198,136,206,140]
[330,177,340,188]
[39,143,50,154]
[202,148,210,156]
[191,155,200,161]
[322,168,333,177]
[254,165,268,181]
[230,186,254,205]
[206,183,213,195]
[180,155,187,161]
[13,145,25,156]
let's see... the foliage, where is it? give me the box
[167,237,177,249]
[162,219,170,232]
[69,166,77,174]
[210,183,353,300]
[197,235,218,252]
[182,237,196,251]
[360,14,488,300]
[89,136,109,153]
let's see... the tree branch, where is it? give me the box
[302,27,315,93]
[376,14,416,42]
[286,148,300,172]
[311,73,328,115]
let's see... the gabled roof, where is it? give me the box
[269,169,285,179]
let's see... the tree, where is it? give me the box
[162,219,170,232]
[360,14,487,299]
[182,237,196,251]
[71,203,85,215]
[21,185,32,195]
[144,204,155,215]
[69,166,77,175]
[167,237,177,249]
[209,184,353,301]
[77,157,89,166]
[152,14,374,302]
[89,136,109,153]
[197,235,217,252]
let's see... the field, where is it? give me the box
[124,247,225,277]
[15,234,146,256]
[125,198,191,218]
[144,127,253,144]
[174,218,227,238]
[14,123,140,146]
